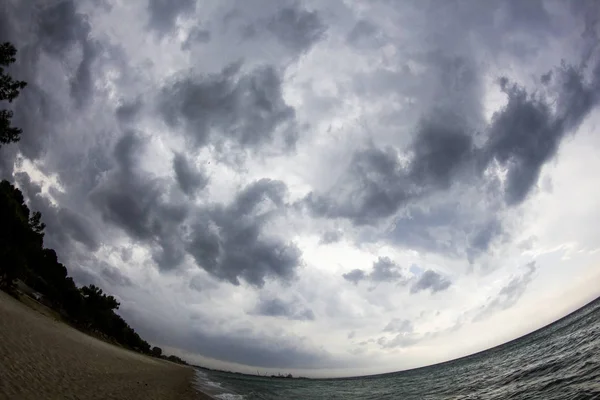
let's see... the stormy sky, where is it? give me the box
[1,0,600,377]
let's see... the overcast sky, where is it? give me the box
[1,0,600,377]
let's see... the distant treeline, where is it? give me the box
[0,41,186,366]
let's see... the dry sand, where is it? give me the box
[0,290,210,399]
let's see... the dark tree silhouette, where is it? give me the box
[151,346,163,357]
[0,180,38,289]
[0,42,27,147]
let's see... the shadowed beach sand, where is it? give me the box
[0,291,210,400]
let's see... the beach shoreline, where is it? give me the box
[0,290,211,399]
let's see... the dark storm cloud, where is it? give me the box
[484,65,600,205]
[408,116,474,190]
[160,63,297,152]
[14,172,100,253]
[305,54,600,247]
[474,262,537,322]
[91,132,185,240]
[69,40,100,107]
[342,257,405,285]
[0,0,99,163]
[72,257,134,287]
[410,270,452,294]
[467,218,503,261]
[346,20,378,47]
[185,179,302,287]
[304,146,414,225]
[89,132,189,270]
[36,1,88,53]
[116,98,143,124]
[252,296,315,321]
[181,27,211,50]
[36,0,99,106]
[503,0,551,32]
[146,0,196,36]
[172,153,209,197]
[98,264,133,287]
[266,5,327,53]
[304,115,474,225]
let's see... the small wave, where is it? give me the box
[214,394,246,400]
[193,370,245,399]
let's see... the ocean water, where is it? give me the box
[192,297,600,399]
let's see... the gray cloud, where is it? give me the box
[36,0,100,107]
[320,229,343,245]
[342,269,366,285]
[342,257,405,285]
[410,270,452,294]
[387,203,462,256]
[181,27,211,50]
[146,0,195,36]
[408,115,475,190]
[72,258,134,288]
[89,132,188,270]
[0,0,100,164]
[121,307,333,370]
[116,98,143,124]
[304,146,414,225]
[381,334,420,349]
[266,5,327,54]
[305,53,600,263]
[160,63,297,153]
[253,296,315,321]
[185,179,302,287]
[172,328,332,369]
[370,257,404,282]
[14,172,100,253]
[383,319,413,334]
[484,65,600,205]
[474,261,537,321]
[304,107,480,226]
[172,153,209,197]
[346,20,378,47]
[185,330,329,369]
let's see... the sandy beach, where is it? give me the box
[0,290,209,400]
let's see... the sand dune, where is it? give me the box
[0,291,208,399]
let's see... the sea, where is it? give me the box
[192,297,600,399]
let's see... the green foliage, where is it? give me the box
[0,180,169,358]
[0,42,27,147]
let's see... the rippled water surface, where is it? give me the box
[193,297,600,399]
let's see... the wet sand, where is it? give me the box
[0,290,210,399]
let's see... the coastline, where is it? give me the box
[0,290,212,399]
